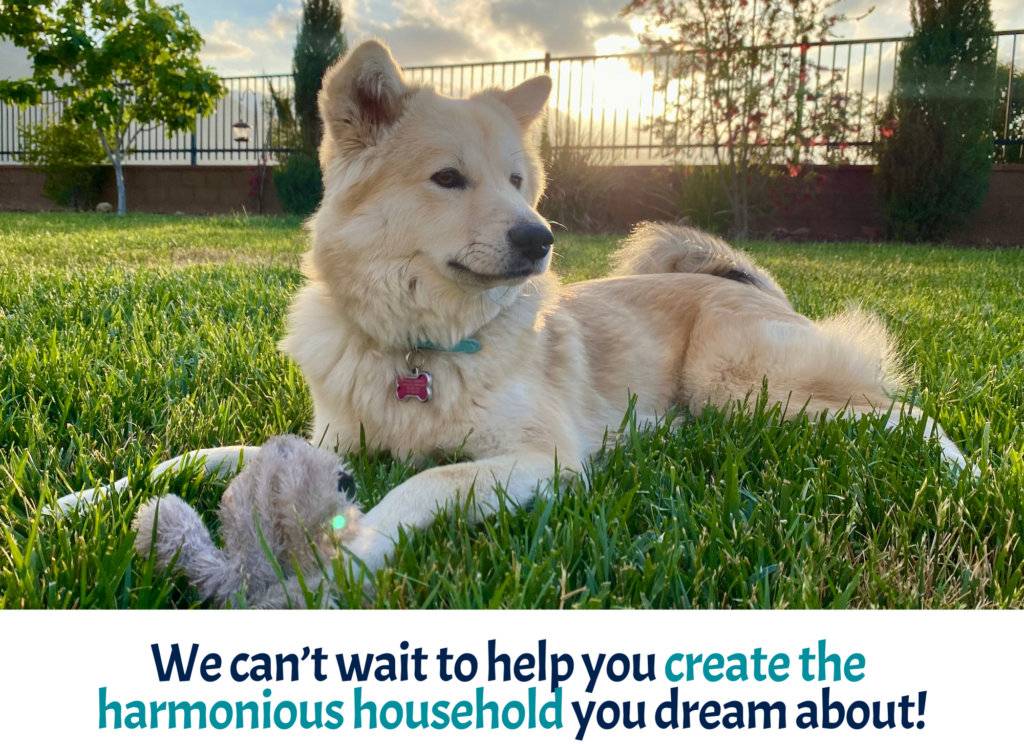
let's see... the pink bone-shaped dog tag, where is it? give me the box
[396,372,432,402]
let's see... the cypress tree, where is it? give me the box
[874,0,996,241]
[293,0,346,153]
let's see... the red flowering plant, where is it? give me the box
[623,0,866,237]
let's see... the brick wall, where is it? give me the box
[0,166,51,211]
[597,164,1024,245]
[2,163,1022,244]
[954,166,1024,245]
[0,164,284,215]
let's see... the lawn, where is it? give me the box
[2,212,1023,609]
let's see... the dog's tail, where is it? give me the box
[609,222,789,306]
[133,494,243,606]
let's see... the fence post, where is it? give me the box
[544,51,551,74]
[190,131,197,166]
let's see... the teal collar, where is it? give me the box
[417,338,481,354]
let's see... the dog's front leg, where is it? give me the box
[348,454,559,573]
[53,445,261,514]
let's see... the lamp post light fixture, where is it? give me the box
[232,120,251,143]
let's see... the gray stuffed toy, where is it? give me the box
[133,435,363,609]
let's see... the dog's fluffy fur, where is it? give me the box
[612,221,790,304]
[55,39,972,572]
[268,39,972,572]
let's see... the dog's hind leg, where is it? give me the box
[854,407,976,478]
[52,445,261,514]
[347,453,561,573]
[683,309,900,418]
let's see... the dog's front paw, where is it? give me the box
[46,477,130,517]
[50,492,86,515]
[343,521,395,576]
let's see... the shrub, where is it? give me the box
[538,119,617,233]
[273,152,323,217]
[19,119,106,210]
[874,0,996,242]
[658,166,733,235]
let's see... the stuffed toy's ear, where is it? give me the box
[319,39,412,157]
[497,75,552,129]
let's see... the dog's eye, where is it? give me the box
[337,471,356,496]
[430,168,467,190]
[509,174,523,190]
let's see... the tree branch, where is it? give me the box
[126,124,159,152]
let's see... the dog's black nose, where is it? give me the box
[508,222,553,261]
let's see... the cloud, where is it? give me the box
[189,0,1023,77]
[360,20,488,64]
[197,2,301,74]
[201,21,257,61]
[992,0,1024,28]
[345,0,489,64]
[489,0,630,57]
[337,0,640,66]
[832,1,911,40]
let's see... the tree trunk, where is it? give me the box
[112,157,126,215]
[732,206,747,240]
[95,125,127,215]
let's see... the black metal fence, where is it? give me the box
[2,30,1021,166]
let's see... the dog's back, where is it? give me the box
[609,222,790,307]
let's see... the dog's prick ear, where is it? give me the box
[319,40,409,154]
[498,75,552,129]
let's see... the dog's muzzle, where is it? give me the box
[508,222,554,263]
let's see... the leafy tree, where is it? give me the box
[624,0,862,238]
[20,118,106,210]
[293,0,346,153]
[874,0,996,241]
[0,1,225,214]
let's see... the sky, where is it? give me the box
[2,0,1023,78]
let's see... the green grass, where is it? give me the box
[2,212,1023,609]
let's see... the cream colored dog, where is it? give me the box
[58,40,972,580]
[279,40,972,572]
